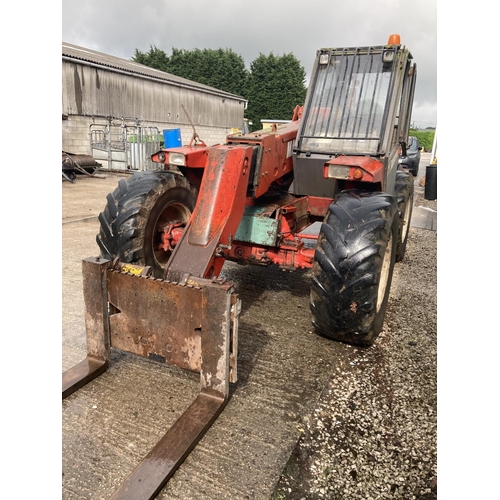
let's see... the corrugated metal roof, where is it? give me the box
[62,42,246,101]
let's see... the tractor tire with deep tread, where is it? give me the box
[310,190,399,346]
[395,170,414,262]
[96,170,198,278]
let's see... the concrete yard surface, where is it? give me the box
[62,156,437,499]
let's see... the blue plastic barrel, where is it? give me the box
[163,129,182,148]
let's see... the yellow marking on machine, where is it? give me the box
[121,264,144,276]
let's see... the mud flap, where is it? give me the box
[62,257,240,499]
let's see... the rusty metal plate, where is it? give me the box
[107,271,204,373]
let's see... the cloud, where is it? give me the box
[62,0,437,127]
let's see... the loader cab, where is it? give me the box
[292,37,416,198]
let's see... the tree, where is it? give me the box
[245,53,307,131]
[132,46,169,72]
[133,47,248,97]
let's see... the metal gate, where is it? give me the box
[90,118,162,172]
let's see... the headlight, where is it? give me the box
[169,152,186,166]
[157,152,166,162]
[325,165,350,179]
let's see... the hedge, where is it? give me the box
[409,130,435,152]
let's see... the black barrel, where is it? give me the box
[425,164,437,200]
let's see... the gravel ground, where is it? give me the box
[271,184,437,500]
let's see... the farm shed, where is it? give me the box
[62,42,247,171]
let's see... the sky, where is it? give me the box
[61,0,437,130]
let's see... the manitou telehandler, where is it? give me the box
[63,34,416,499]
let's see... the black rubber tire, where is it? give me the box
[395,171,414,262]
[310,190,399,346]
[96,170,198,278]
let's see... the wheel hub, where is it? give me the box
[158,221,185,252]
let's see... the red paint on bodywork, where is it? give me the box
[151,145,210,168]
[188,146,252,248]
[324,155,385,184]
[306,196,334,216]
[226,241,316,269]
[253,121,299,198]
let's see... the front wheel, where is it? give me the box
[310,190,399,346]
[96,170,198,278]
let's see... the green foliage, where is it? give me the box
[133,47,248,97]
[409,129,435,152]
[245,53,307,131]
[167,48,248,96]
[133,46,169,72]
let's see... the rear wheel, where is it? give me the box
[395,171,414,262]
[310,190,399,346]
[96,170,198,278]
